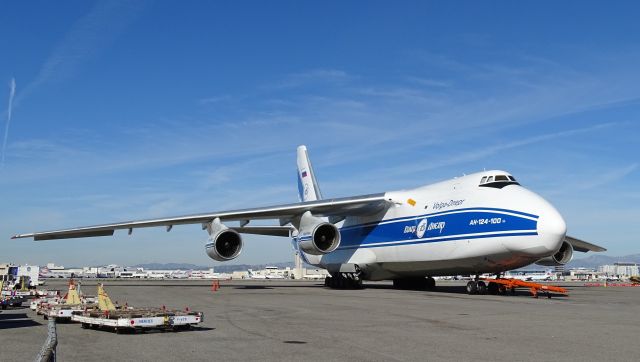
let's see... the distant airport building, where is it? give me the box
[0,263,41,287]
[46,262,65,270]
[598,263,639,277]
[567,268,601,281]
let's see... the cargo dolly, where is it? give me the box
[70,284,203,333]
[37,279,96,320]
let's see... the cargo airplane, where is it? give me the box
[12,146,606,294]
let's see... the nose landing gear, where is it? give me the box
[466,280,488,295]
[466,275,489,295]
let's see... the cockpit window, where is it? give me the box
[479,174,520,188]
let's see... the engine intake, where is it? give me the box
[298,222,341,255]
[535,241,573,266]
[205,229,243,261]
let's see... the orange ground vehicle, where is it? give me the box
[479,278,568,298]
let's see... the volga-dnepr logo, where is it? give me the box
[404,218,445,238]
[416,218,428,238]
[404,218,428,238]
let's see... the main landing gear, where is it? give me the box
[325,273,363,289]
[393,277,436,291]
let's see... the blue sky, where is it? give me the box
[1,1,639,267]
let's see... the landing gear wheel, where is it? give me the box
[466,281,478,295]
[425,277,436,290]
[393,279,404,289]
[488,282,499,295]
[351,278,363,289]
[476,281,487,295]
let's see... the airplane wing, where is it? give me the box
[11,193,389,241]
[565,235,606,253]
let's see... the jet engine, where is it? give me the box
[297,212,341,255]
[535,241,573,266]
[205,219,243,261]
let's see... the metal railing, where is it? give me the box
[35,317,57,362]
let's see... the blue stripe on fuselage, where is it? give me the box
[338,231,538,250]
[340,207,538,232]
[336,209,538,250]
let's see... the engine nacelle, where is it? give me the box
[205,228,243,261]
[535,241,573,266]
[297,212,341,255]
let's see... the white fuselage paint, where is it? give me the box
[294,170,567,281]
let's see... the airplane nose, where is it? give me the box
[503,188,567,257]
[537,202,567,254]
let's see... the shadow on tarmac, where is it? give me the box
[88,326,216,335]
[366,283,468,294]
[365,283,569,298]
[0,312,42,329]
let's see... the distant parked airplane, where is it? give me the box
[13,146,606,295]
[507,269,556,282]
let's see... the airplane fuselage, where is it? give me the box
[297,170,567,280]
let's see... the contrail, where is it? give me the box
[1,77,16,168]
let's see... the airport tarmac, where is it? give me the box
[1,279,639,361]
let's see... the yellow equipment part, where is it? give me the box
[66,279,81,305]
[97,284,116,311]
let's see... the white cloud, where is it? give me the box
[266,68,351,89]
[13,1,147,107]
[575,163,638,191]
[1,77,16,168]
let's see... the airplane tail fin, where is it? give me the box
[296,145,323,202]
